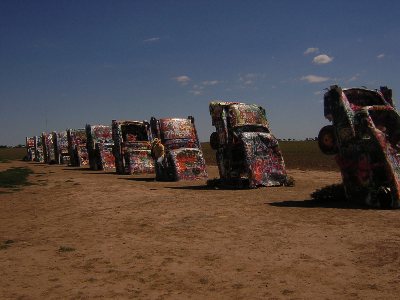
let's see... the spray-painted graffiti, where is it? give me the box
[159,118,197,141]
[34,136,44,162]
[86,124,115,171]
[241,132,287,187]
[150,117,207,181]
[209,101,290,188]
[112,120,154,175]
[67,128,89,166]
[54,131,70,165]
[25,137,36,161]
[42,132,56,164]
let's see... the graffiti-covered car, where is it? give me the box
[42,132,57,164]
[318,85,400,208]
[86,124,115,171]
[67,128,89,167]
[34,136,44,162]
[25,136,36,161]
[54,131,70,165]
[112,120,154,174]
[150,116,208,181]
[209,101,290,188]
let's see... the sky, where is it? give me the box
[1,0,400,146]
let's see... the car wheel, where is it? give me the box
[210,132,219,150]
[318,125,338,155]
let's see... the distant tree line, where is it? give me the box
[0,144,25,148]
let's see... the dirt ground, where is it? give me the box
[1,161,400,299]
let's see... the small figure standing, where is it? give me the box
[151,138,165,179]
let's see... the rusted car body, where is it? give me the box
[86,124,115,171]
[42,132,57,164]
[318,85,400,208]
[67,128,89,167]
[209,101,289,188]
[112,120,154,174]
[25,136,36,161]
[150,117,207,181]
[54,131,70,165]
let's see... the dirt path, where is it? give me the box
[1,161,400,299]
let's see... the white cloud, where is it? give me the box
[304,47,319,55]
[239,73,260,86]
[202,80,219,86]
[313,54,334,64]
[377,53,385,59]
[348,73,360,82]
[173,75,191,85]
[190,90,202,96]
[301,75,330,83]
[314,91,323,95]
[144,37,160,43]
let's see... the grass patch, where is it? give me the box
[59,246,76,252]
[0,240,14,250]
[0,167,33,188]
[279,141,338,171]
[201,141,338,171]
[0,148,26,161]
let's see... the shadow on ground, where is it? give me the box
[270,184,368,210]
[166,185,215,190]
[120,177,156,182]
[269,199,367,209]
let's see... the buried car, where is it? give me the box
[25,136,36,161]
[86,124,115,171]
[150,116,208,181]
[42,132,57,164]
[67,128,89,167]
[209,101,291,188]
[318,85,400,208]
[112,120,154,175]
[34,135,44,162]
[54,131,70,165]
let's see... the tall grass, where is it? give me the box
[0,148,26,162]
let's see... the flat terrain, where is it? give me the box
[1,160,400,299]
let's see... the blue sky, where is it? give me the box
[1,0,400,145]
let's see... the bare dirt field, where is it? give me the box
[1,161,400,299]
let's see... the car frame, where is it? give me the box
[42,132,57,164]
[209,101,290,188]
[86,124,115,171]
[54,131,70,165]
[150,116,208,181]
[318,85,400,208]
[112,120,155,175]
[67,128,89,167]
[25,136,36,161]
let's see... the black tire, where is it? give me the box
[318,125,338,155]
[210,132,219,150]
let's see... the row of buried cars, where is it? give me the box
[25,102,291,186]
[25,86,400,208]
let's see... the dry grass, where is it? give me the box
[201,141,338,171]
